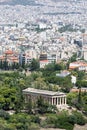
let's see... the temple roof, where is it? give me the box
[23,88,66,96]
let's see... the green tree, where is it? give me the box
[77,71,85,80]
[26,97,32,114]
[0,87,17,110]
[0,60,3,69]
[37,96,49,114]
[72,111,86,125]
[67,92,77,106]
[67,53,77,69]
[29,58,40,71]
[3,60,8,70]
[61,76,73,92]
[68,114,77,125]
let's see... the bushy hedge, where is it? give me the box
[40,111,86,130]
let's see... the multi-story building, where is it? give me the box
[19,49,37,65]
[0,49,19,65]
[39,53,57,68]
[39,53,49,68]
[69,61,87,71]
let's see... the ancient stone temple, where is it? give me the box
[23,88,67,109]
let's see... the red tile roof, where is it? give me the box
[5,50,13,55]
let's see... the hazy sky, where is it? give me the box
[0,0,36,6]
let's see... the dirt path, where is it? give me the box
[73,124,87,130]
[40,124,87,130]
[40,128,65,130]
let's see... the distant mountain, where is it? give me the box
[0,0,36,6]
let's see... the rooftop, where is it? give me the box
[5,50,13,55]
[23,88,65,96]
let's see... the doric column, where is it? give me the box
[61,97,62,105]
[49,98,51,104]
[52,97,53,105]
[61,97,63,105]
[54,98,56,105]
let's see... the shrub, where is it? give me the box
[0,110,10,120]
[29,123,40,130]
[68,115,77,125]
[72,111,86,125]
